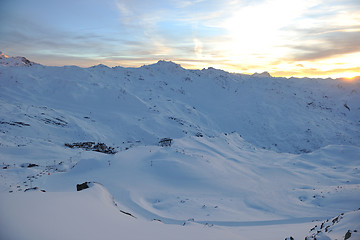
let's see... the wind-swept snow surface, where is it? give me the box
[0,53,359,239]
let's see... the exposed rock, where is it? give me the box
[195,132,203,137]
[159,138,173,147]
[65,142,117,154]
[305,210,360,240]
[20,163,39,168]
[345,230,351,240]
[76,182,90,191]
[0,121,30,127]
[24,187,45,192]
[120,210,136,218]
[344,103,350,111]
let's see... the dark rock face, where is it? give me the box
[65,142,117,154]
[76,182,90,191]
[159,138,173,147]
[24,187,38,192]
[345,230,352,240]
[195,132,203,137]
[24,187,46,192]
[0,121,30,127]
[120,210,136,218]
[20,163,39,168]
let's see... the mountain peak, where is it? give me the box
[0,51,9,58]
[0,51,36,67]
[155,60,180,66]
[251,71,272,78]
[90,64,110,69]
[144,60,183,71]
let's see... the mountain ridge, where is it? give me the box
[1,53,360,239]
[1,53,359,154]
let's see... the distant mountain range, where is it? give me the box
[0,52,359,240]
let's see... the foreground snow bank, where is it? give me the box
[0,183,239,240]
[0,183,317,240]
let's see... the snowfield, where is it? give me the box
[0,52,359,239]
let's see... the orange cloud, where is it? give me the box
[272,66,360,78]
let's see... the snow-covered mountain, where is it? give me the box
[0,53,359,240]
[0,51,36,67]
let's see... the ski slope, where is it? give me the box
[0,53,359,239]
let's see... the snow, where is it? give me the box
[0,184,317,240]
[0,53,359,239]
[0,51,35,67]
[252,71,272,78]
[305,209,360,240]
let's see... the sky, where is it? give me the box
[0,0,359,78]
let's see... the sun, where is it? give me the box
[342,76,359,82]
[217,0,318,72]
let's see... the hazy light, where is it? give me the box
[0,0,359,78]
[342,76,360,82]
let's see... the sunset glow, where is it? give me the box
[0,0,359,78]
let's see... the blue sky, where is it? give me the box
[1,0,359,78]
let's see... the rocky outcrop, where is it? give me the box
[305,209,360,240]
[0,51,36,66]
[76,182,92,191]
[159,138,173,147]
[65,142,117,154]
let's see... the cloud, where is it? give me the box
[272,66,360,78]
[173,0,206,8]
[193,38,203,58]
[1,0,359,78]
[281,0,360,62]
[0,16,143,60]
[290,30,360,61]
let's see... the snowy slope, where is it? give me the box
[1,59,358,154]
[0,53,359,239]
[305,209,360,240]
[0,183,318,240]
